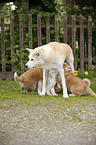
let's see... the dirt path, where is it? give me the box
[0,101,96,145]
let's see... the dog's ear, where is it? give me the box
[26,48,33,52]
[36,48,44,56]
[65,66,71,70]
[36,51,40,57]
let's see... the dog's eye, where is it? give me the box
[31,59,34,61]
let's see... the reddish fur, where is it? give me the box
[56,63,96,97]
[15,68,43,92]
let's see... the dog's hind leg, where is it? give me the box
[71,86,84,96]
[66,52,74,74]
[58,66,69,98]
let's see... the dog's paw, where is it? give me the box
[47,92,52,96]
[69,94,75,96]
[39,92,45,96]
[52,93,58,96]
[63,94,69,98]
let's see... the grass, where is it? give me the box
[0,80,96,122]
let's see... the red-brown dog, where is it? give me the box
[56,63,96,97]
[14,68,43,94]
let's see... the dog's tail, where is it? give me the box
[86,87,96,97]
[83,78,91,87]
[14,72,23,83]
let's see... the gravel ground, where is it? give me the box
[0,100,96,145]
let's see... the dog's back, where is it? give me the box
[47,42,73,59]
[14,68,43,92]
[20,68,43,82]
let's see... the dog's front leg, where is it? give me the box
[37,80,42,95]
[39,69,47,96]
[58,67,69,98]
[46,71,52,96]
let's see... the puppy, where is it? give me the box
[14,68,43,94]
[56,63,96,97]
[26,42,74,98]
[14,67,58,96]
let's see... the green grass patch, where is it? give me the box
[0,80,96,122]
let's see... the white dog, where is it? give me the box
[26,42,74,98]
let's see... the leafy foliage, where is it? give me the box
[0,1,71,74]
[0,0,96,74]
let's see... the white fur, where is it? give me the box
[14,72,18,82]
[47,69,58,96]
[26,42,74,98]
[37,80,43,95]
[14,72,24,88]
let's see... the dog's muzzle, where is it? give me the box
[25,61,30,68]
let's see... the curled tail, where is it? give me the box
[86,87,96,97]
[14,72,22,83]
[83,78,91,87]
